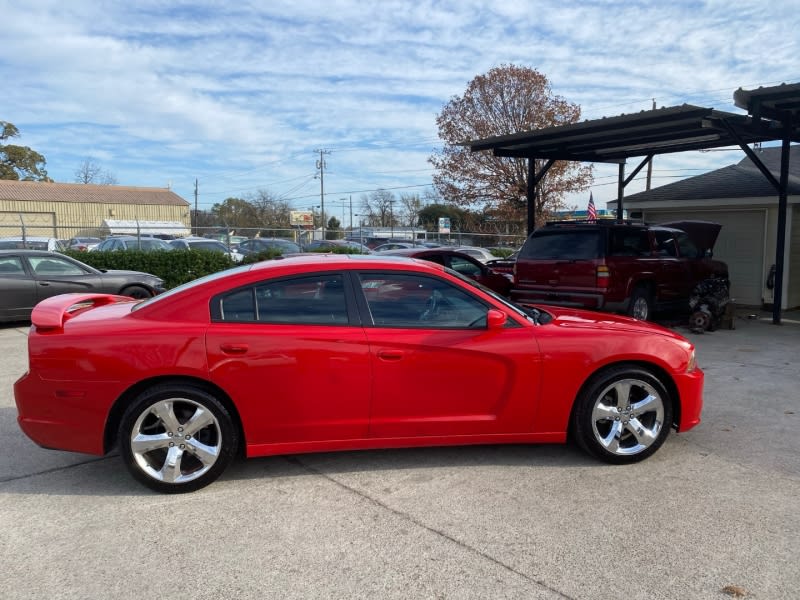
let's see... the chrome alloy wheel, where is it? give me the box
[590,378,665,456]
[129,398,222,484]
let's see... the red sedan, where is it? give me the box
[15,255,703,493]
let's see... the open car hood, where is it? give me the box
[660,220,721,252]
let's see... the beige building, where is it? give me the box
[0,180,191,240]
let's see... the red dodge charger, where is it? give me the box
[15,254,703,493]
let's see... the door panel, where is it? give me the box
[356,271,541,437]
[207,323,371,444]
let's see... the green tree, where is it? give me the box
[417,203,474,231]
[210,197,259,228]
[326,216,341,240]
[429,65,592,229]
[1,121,51,181]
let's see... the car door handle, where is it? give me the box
[220,344,249,355]
[377,350,404,361]
[38,282,50,286]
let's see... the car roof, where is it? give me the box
[0,249,62,256]
[247,253,444,272]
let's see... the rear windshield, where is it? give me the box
[521,230,601,260]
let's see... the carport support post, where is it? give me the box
[617,163,625,223]
[526,159,536,235]
[772,133,791,325]
[525,158,556,235]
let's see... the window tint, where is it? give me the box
[654,231,678,257]
[675,232,700,258]
[358,272,487,328]
[521,230,601,259]
[29,256,86,276]
[608,228,650,256]
[448,256,482,276]
[0,256,25,274]
[216,273,348,325]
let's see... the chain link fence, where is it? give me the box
[0,215,526,251]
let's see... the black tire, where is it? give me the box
[121,285,153,299]
[119,384,238,493]
[572,365,673,464]
[627,285,653,321]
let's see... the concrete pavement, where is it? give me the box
[1,312,798,599]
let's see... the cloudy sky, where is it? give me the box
[2,0,798,217]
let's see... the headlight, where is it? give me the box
[686,349,697,373]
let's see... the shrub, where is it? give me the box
[63,249,235,289]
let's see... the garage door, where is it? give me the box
[643,209,765,306]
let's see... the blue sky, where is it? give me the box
[2,0,799,216]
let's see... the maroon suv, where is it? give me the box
[511,220,728,321]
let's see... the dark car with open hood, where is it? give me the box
[511,219,729,322]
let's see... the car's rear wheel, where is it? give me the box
[121,285,153,299]
[119,384,238,493]
[572,366,673,464]
[627,286,653,320]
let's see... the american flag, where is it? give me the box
[587,192,597,222]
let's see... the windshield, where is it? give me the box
[444,267,549,325]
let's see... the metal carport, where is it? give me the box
[468,82,800,324]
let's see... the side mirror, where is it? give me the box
[487,309,507,329]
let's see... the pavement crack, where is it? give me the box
[287,456,576,600]
[0,455,116,484]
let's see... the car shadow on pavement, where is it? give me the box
[0,440,599,497]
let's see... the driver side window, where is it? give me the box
[358,272,487,329]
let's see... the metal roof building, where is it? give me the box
[0,180,191,239]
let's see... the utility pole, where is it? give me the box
[389,198,395,239]
[646,98,655,190]
[194,178,198,235]
[315,149,330,240]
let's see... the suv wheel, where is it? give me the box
[627,286,652,320]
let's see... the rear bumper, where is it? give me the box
[511,287,626,312]
[14,371,108,455]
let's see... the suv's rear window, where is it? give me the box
[521,230,601,260]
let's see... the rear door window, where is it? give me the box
[608,229,650,256]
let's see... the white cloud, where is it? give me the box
[1,0,798,210]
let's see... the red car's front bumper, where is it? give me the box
[674,367,704,432]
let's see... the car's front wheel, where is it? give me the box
[572,366,673,464]
[119,384,238,493]
[120,285,153,299]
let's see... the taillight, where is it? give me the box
[597,265,610,288]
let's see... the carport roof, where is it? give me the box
[467,104,794,163]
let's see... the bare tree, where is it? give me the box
[430,64,592,228]
[399,193,423,226]
[74,158,117,185]
[359,189,398,227]
[246,189,292,227]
